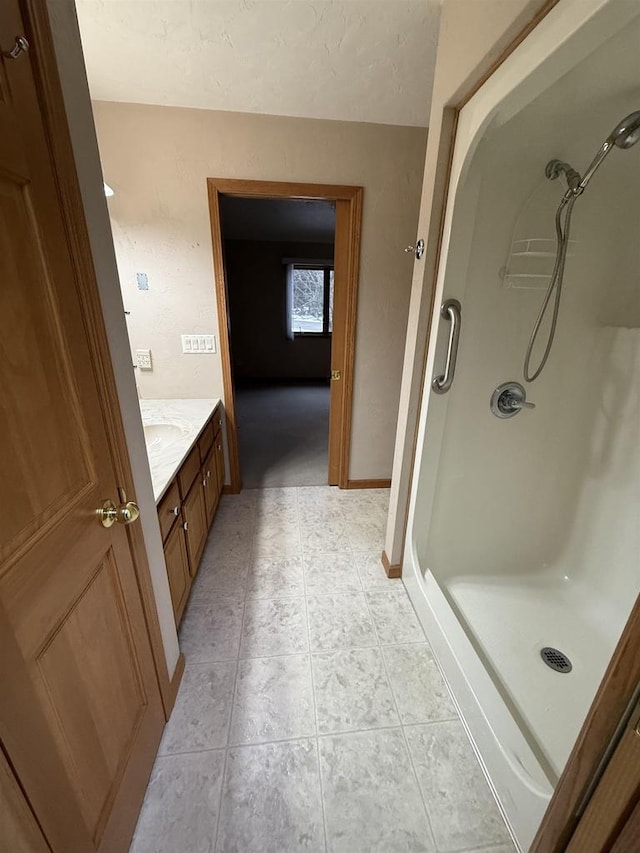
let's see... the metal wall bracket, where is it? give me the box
[404,239,425,260]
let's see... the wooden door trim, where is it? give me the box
[22,0,178,718]
[531,595,640,852]
[207,177,363,492]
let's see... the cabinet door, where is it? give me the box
[163,521,190,625]
[202,444,219,526]
[183,477,208,576]
[214,433,225,503]
[157,479,181,542]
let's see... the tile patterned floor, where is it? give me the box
[130,487,515,853]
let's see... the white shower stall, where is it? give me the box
[403,1,640,849]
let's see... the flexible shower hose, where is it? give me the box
[523,191,578,382]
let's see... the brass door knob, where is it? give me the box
[97,500,118,527]
[118,501,140,524]
[97,499,140,527]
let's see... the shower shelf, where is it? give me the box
[509,251,556,257]
[510,239,557,256]
[503,237,576,289]
[503,274,552,290]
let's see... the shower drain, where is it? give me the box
[540,647,573,673]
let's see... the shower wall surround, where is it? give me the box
[401,3,640,849]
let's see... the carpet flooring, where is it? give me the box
[235,384,330,488]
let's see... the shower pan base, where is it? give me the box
[445,571,613,778]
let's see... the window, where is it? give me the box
[290,265,334,335]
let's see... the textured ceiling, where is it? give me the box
[221,197,336,243]
[76,0,441,127]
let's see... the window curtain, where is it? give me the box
[285,263,295,340]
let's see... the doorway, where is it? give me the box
[221,196,335,488]
[207,179,363,492]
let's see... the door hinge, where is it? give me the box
[331,370,341,380]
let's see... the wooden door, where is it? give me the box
[0,4,164,853]
[531,595,640,851]
[163,522,190,625]
[0,746,51,853]
[183,480,208,576]
[565,695,640,852]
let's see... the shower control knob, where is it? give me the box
[490,381,535,419]
[511,398,535,410]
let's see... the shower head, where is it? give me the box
[610,110,640,149]
[577,110,640,191]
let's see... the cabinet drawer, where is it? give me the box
[178,444,201,499]
[157,479,181,542]
[163,521,190,624]
[198,419,215,463]
[183,476,208,576]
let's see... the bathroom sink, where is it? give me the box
[143,422,184,447]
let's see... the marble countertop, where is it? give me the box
[139,398,220,503]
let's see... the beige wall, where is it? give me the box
[385,0,552,564]
[94,102,426,480]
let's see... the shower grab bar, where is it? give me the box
[432,298,462,394]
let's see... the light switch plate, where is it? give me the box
[135,349,152,370]
[181,334,216,354]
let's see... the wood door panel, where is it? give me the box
[0,746,51,853]
[36,551,147,842]
[0,174,94,568]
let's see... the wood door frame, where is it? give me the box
[207,178,363,492]
[20,0,180,718]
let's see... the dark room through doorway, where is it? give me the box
[220,195,335,488]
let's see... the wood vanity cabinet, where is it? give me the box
[157,404,225,624]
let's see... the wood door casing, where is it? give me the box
[0,3,164,851]
[207,179,362,491]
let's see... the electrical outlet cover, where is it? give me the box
[136,349,152,370]
[181,334,216,353]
